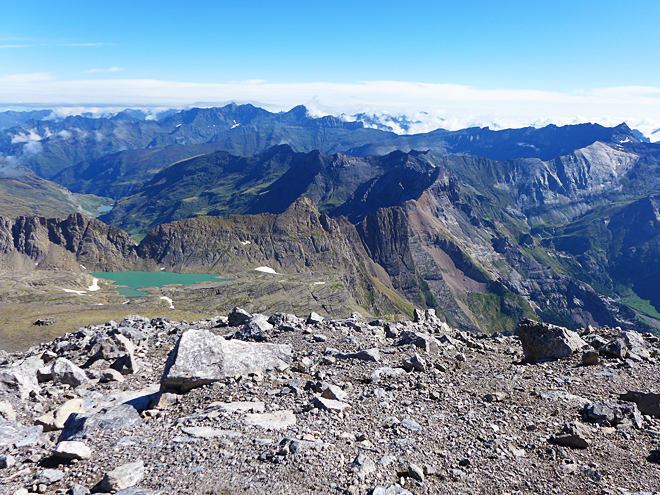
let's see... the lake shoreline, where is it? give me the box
[91,271,227,297]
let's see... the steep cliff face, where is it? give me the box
[137,198,410,316]
[0,213,146,271]
[347,170,646,333]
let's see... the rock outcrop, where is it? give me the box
[0,213,148,271]
[517,318,587,362]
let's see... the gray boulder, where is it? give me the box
[335,348,381,362]
[313,396,350,413]
[39,468,65,484]
[306,312,325,325]
[583,401,643,428]
[517,319,586,362]
[51,358,89,388]
[59,404,143,441]
[101,460,145,492]
[100,368,125,383]
[582,349,600,365]
[600,338,628,359]
[551,421,591,449]
[53,440,92,460]
[0,356,43,399]
[619,391,660,417]
[621,331,652,360]
[71,485,91,495]
[277,437,322,455]
[244,410,296,430]
[231,314,274,342]
[402,353,426,372]
[161,329,292,391]
[399,330,441,354]
[350,452,376,479]
[228,307,252,327]
[321,384,347,402]
[267,312,300,326]
[0,421,43,448]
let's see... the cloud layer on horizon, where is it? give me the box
[1,76,659,140]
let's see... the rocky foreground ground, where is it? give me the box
[1,310,660,495]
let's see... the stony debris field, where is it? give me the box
[1,309,660,494]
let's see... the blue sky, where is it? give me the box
[2,0,660,137]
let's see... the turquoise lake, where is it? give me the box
[91,271,225,297]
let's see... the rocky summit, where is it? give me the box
[1,310,660,494]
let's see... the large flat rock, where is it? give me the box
[59,404,143,442]
[517,318,586,362]
[161,329,292,391]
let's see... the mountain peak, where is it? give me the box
[286,105,309,119]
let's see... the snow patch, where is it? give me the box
[160,296,175,309]
[88,278,100,291]
[240,240,251,245]
[313,282,326,285]
[254,266,277,274]
[63,289,87,295]
[160,267,165,271]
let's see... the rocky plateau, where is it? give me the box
[1,308,660,494]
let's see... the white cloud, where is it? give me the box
[0,72,52,83]
[87,67,124,73]
[1,77,659,140]
[58,43,108,47]
[11,129,42,143]
[23,140,43,155]
[0,44,32,49]
[0,155,25,178]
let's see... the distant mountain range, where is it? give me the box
[0,104,647,180]
[3,103,660,334]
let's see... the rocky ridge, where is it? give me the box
[0,213,150,272]
[1,311,660,494]
[0,195,650,336]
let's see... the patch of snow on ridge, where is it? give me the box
[160,296,175,309]
[254,267,277,274]
[240,240,251,245]
[63,289,87,295]
[88,278,100,291]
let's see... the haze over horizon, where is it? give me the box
[2,0,660,139]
